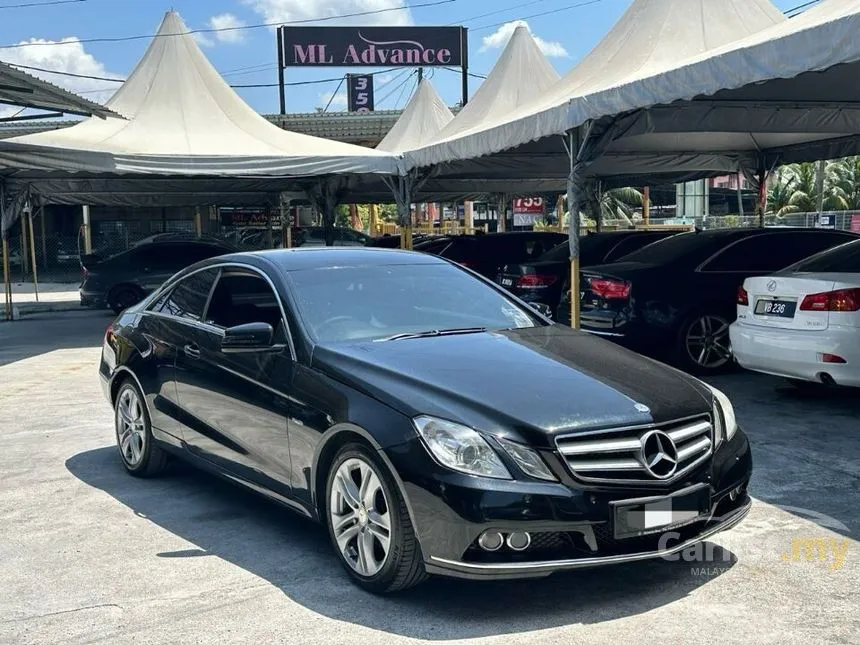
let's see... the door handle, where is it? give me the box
[184,343,201,358]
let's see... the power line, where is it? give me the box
[0,0,88,9]
[785,0,820,16]
[0,0,457,49]
[447,0,550,26]
[474,0,605,31]
[322,76,345,112]
[377,69,417,107]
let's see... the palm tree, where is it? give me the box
[600,187,644,224]
[773,162,847,214]
[830,156,860,210]
[767,168,798,216]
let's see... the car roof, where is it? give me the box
[221,247,448,271]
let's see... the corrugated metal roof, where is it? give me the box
[0,107,461,144]
[0,60,119,119]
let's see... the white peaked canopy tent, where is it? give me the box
[0,9,398,230]
[403,0,860,325]
[377,79,453,153]
[382,25,565,230]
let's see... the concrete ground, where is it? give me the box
[3,282,84,319]
[0,311,857,645]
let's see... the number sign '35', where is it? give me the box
[347,74,374,113]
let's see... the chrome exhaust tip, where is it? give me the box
[477,531,504,552]
[506,531,531,552]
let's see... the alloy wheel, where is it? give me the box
[685,314,732,369]
[116,387,146,467]
[329,457,392,577]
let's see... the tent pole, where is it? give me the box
[2,236,11,321]
[194,206,202,238]
[21,213,29,277]
[370,204,379,236]
[39,202,47,264]
[82,205,92,254]
[28,209,39,303]
[566,128,582,330]
[496,194,507,233]
[643,186,650,225]
[758,168,768,228]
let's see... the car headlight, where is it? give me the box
[413,416,511,479]
[709,385,738,443]
[496,436,557,481]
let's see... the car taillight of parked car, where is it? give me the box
[737,286,749,306]
[799,287,860,312]
[589,278,631,300]
[516,274,558,289]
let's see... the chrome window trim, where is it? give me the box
[142,261,297,361]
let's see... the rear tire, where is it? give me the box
[325,443,427,593]
[674,311,734,375]
[109,285,144,314]
[114,379,169,478]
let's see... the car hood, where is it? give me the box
[312,326,713,446]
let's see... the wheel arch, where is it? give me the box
[311,423,420,541]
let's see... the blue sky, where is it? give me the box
[0,0,808,116]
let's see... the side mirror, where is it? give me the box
[529,302,554,319]
[221,322,276,353]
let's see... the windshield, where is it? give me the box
[783,239,860,273]
[288,263,540,343]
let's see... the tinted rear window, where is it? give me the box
[618,232,737,264]
[786,239,860,273]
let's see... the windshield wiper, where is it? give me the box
[376,327,487,342]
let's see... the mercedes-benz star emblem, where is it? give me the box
[634,403,651,414]
[640,430,679,479]
[767,280,778,292]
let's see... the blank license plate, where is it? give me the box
[500,278,514,287]
[612,485,710,539]
[755,299,796,317]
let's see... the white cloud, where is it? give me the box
[0,37,123,110]
[194,32,215,47]
[316,91,347,110]
[209,13,247,44]
[244,0,412,26]
[479,20,568,58]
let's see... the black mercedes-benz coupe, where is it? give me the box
[99,248,752,593]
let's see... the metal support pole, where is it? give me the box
[2,236,11,321]
[643,186,650,225]
[194,206,202,238]
[20,214,29,276]
[496,195,507,233]
[566,129,582,330]
[370,203,379,236]
[28,210,39,302]
[758,169,768,229]
[464,201,474,232]
[277,28,286,115]
[460,27,469,107]
[265,205,274,249]
[82,205,92,254]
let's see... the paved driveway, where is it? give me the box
[0,312,857,645]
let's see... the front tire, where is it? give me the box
[114,380,169,477]
[325,443,427,593]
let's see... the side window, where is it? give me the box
[605,234,663,262]
[152,268,219,321]
[204,271,284,335]
[702,233,857,273]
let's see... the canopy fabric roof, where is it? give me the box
[404,0,860,182]
[377,79,453,152]
[0,11,398,178]
[429,24,560,146]
[0,60,118,119]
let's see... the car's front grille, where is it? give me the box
[555,416,713,485]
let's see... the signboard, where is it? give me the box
[279,26,465,67]
[513,197,544,226]
[219,207,280,228]
[347,74,374,112]
[852,214,860,233]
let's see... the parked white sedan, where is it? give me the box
[730,239,860,387]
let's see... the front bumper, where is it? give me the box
[385,428,752,581]
[80,290,106,309]
[730,322,860,387]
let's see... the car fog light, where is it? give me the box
[478,531,504,552]
[506,531,531,551]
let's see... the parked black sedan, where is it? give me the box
[414,231,567,280]
[557,227,859,374]
[81,238,237,314]
[498,230,681,313]
[100,248,752,593]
